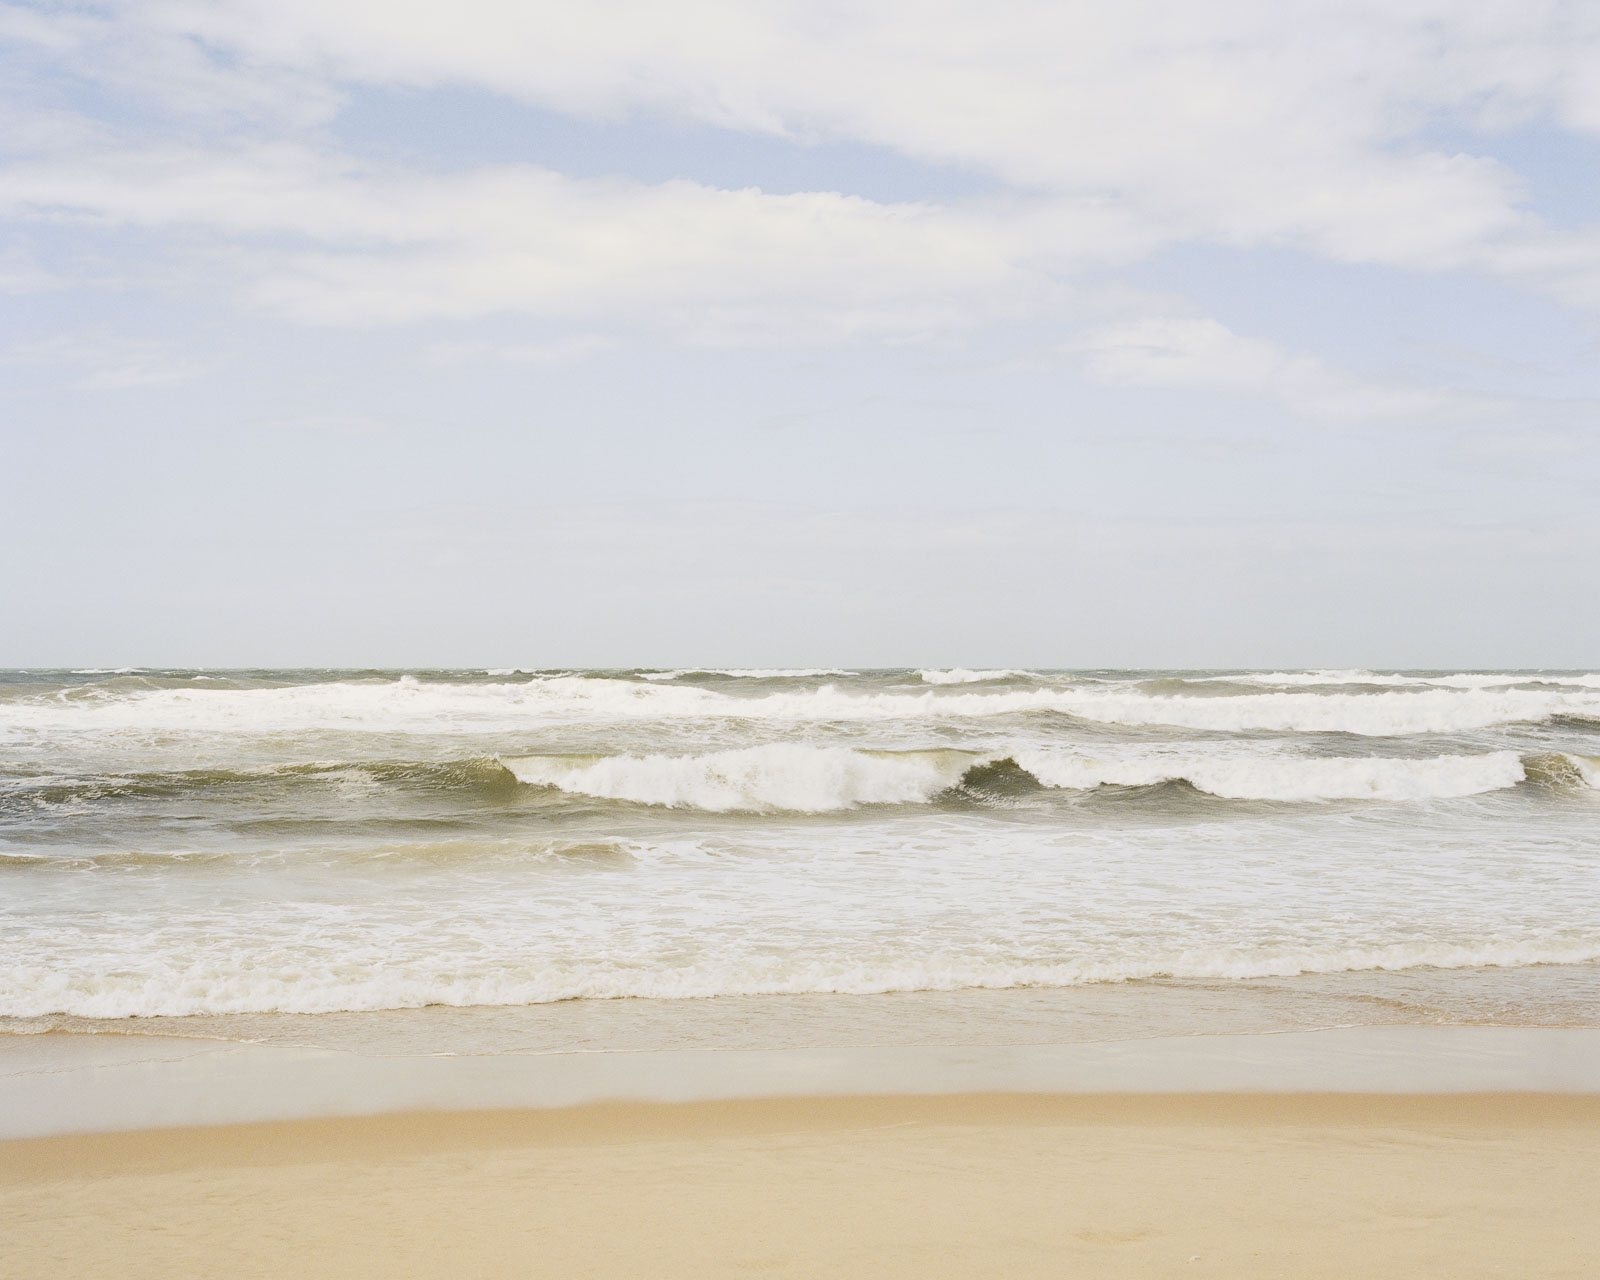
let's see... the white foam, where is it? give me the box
[8,939,1600,1019]
[1023,688,1598,735]
[503,745,972,812]
[7,675,1598,737]
[1015,749,1527,802]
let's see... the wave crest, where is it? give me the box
[500,745,1534,811]
[502,745,973,813]
[1523,753,1600,790]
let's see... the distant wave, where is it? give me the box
[1197,670,1600,690]
[1041,688,1600,735]
[637,668,858,681]
[917,668,1034,684]
[7,674,1600,736]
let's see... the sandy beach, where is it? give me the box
[5,1091,1598,1279]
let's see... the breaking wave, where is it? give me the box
[501,745,1541,811]
[1012,749,1530,802]
[502,745,973,813]
[11,746,1583,819]
[1523,752,1600,790]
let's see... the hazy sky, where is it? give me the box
[4,1,1599,667]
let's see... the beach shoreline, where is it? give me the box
[6,1089,1598,1279]
[6,1023,1600,1139]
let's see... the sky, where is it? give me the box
[3,0,1599,668]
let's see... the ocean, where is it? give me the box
[3,667,1598,1052]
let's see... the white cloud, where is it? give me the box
[0,140,1110,340]
[104,1,1600,275]
[5,1,1600,352]
[1071,316,1498,421]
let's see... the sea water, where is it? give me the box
[2,667,1597,1050]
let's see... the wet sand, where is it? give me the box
[9,1024,1600,1138]
[5,1092,1599,1279]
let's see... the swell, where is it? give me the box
[0,761,521,819]
[0,837,640,872]
[0,757,520,812]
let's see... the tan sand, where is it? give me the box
[4,1093,1598,1279]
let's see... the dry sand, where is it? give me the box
[5,1092,1599,1279]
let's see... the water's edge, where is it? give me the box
[6,1024,1600,1139]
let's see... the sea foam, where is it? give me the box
[1013,749,1529,802]
[9,939,1600,1019]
